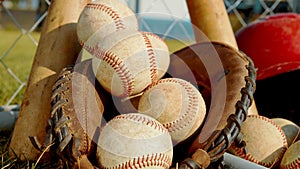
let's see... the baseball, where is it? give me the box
[280,140,300,169]
[229,115,288,168]
[138,78,206,144]
[272,118,300,147]
[90,30,170,98]
[77,0,138,45]
[96,113,173,169]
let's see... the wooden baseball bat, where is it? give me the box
[186,0,258,116]
[9,0,90,161]
[186,0,238,49]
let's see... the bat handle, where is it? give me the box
[173,149,211,169]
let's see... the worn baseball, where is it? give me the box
[272,118,300,147]
[77,0,138,45]
[280,140,300,169]
[138,78,206,144]
[229,115,288,168]
[96,113,173,169]
[89,30,170,98]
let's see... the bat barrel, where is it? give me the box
[186,0,238,49]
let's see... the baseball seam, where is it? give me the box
[145,78,199,133]
[114,114,168,134]
[282,155,300,169]
[79,62,91,154]
[86,45,134,98]
[86,3,126,30]
[102,153,172,169]
[141,32,158,83]
[285,157,300,169]
[142,32,168,51]
[232,115,288,168]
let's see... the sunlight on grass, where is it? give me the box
[0,30,40,105]
[165,39,193,54]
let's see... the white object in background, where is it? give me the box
[224,153,269,169]
[3,0,13,9]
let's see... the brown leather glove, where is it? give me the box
[168,42,256,168]
[31,59,104,168]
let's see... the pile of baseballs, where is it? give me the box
[76,0,207,168]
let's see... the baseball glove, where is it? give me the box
[31,59,105,168]
[167,42,256,168]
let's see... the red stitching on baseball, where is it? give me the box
[289,157,300,169]
[80,62,91,153]
[142,32,167,47]
[141,32,158,83]
[282,155,300,169]
[231,115,288,168]
[114,114,168,134]
[232,143,262,165]
[86,3,126,30]
[102,153,172,169]
[145,78,200,133]
[85,45,134,97]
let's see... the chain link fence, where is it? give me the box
[0,0,298,107]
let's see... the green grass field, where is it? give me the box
[0,30,40,105]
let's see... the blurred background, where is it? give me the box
[0,0,299,118]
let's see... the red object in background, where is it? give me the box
[236,13,300,80]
